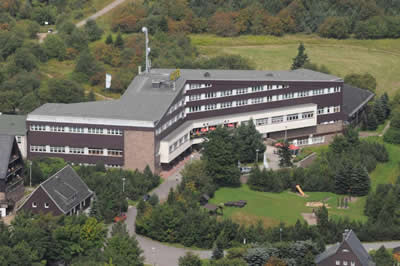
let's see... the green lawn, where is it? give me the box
[191,34,400,96]
[210,185,366,228]
[210,138,400,227]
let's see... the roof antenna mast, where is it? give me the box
[142,27,151,73]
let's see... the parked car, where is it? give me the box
[240,167,252,174]
[113,213,127,223]
[143,194,151,202]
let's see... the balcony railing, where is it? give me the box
[9,154,20,165]
[7,165,23,178]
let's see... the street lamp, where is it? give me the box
[255,149,260,163]
[122,177,126,193]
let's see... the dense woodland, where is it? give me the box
[107,0,400,39]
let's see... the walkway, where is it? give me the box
[123,152,210,265]
[38,0,127,42]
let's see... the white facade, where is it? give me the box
[16,135,27,159]
[159,104,317,163]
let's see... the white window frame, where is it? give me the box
[44,202,49,209]
[32,202,37,208]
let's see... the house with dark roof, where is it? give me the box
[0,114,27,158]
[19,165,93,216]
[26,68,374,172]
[0,134,24,217]
[315,230,375,266]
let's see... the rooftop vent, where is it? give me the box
[204,72,211,78]
[266,73,274,77]
[152,80,161,89]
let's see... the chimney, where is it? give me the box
[342,229,350,242]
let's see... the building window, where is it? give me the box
[312,136,325,144]
[335,86,341,92]
[189,94,201,101]
[271,116,284,124]
[107,129,123,135]
[336,261,340,265]
[88,148,103,155]
[30,145,46,152]
[221,102,232,109]
[317,108,324,115]
[44,203,49,209]
[298,91,309,97]
[334,106,341,113]
[50,146,65,153]
[108,149,123,157]
[16,136,22,144]
[88,128,104,134]
[190,83,201,90]
[287,114,299,121]
[189,106,201,113]
[256,118,268,126]
[69,127,84,133]
[313,89,324,95]
[236,88,248,95]
[297,138,309,146]
[220,90,232,97]
[236,99,248,106]
[32,202,37,208]
[252,85,263,92]
[70,147,84,154]
[350,262,355,266]
[343,261,348,266]
[251,97,264,104]
[283,93,294,99]
[205,104,217,111]
[50,126,65,132]
[265,96,273,102]
[205,92,217,99]
[30,124,46,131]
[302,112,314,119]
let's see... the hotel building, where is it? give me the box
[27,68,373,172]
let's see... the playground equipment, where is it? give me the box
[296,185,305,197]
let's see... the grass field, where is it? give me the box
[210,137,400,227]
[191,34,400,96]
[210,185,367,227]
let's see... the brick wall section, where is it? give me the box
[20,186,63,215]
[124,130,155,172]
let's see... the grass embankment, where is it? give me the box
[191,34,400,96]
[211,138,400,227]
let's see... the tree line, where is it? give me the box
[110,0,400,39]
[249,128,388,196]
[0,212,144,265]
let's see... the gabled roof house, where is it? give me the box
[19,165,93,216]
[315,230,375,266]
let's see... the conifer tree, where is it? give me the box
[105,34,113,45]
[278,141,293,167]
[291,42,309,70]
[114,33,124,48]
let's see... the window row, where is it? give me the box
[255,111,315,126]
[186,85,341,102]
[169,134,190,154]
[156,111,185,136]
[317,106,341,115]
[167,98,185,115]
[30,146,123,157]
[187,89,341,113]
[336,260,355,266]
[188,83,212,90]
[32,202,50,208]
[30,125,123,135]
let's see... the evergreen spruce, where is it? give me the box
[381,93,390,118]
[373,98,386,124]
[105,34,113,45]
[291,42,309,70]
[211,239,224,260]
[367,112,378,130]
[114,33,124,48]
[277,141,293,167]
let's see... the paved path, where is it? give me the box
[126,207,211,266]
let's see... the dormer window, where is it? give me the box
[32,202,37,208]
[44,203,50,209]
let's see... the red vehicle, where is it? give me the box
[113,213,127,223]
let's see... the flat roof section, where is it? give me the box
[0,114,27,136]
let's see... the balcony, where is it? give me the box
[8,154,20,164]
[6,165,23,179]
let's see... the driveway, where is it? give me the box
[126,207,211,266]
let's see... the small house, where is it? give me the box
[315,229,375,266]
[19,165,93,216]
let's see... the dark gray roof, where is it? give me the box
[41,165,93,214]
[204,203,218,211]
[345,230,375,266]
[0,115,26,136]
[315,230,375,266]
[342,84,374,117]
[28,69,342,123]
[0,135,14,180]
[315,243,340,264]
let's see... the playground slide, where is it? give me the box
[296,185,305,197]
